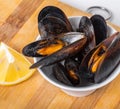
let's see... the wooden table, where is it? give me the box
[0,0,120,109]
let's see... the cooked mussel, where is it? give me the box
[91,15,107,45]
[38,6,72,29]
[64,58,80,85]
[39,16,72,39]
[30,37,87,69]
[79,32,120,83]
[22,38,65,57]
[22,32,84,57]
[53,58,80,86]
[53,63,72,86]
[38,6,73,39]
[94,33,120,83]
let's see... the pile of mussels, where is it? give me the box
[22,6,120,86]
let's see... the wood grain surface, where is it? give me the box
[0,0,120,109]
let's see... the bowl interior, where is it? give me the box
[34,16,120,91]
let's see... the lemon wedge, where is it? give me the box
[0,42,35,85]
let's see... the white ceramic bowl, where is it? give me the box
[34,16,120,97]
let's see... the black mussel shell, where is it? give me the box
[22,38,64,57]
[79,47,96,80]
[38,16,71,39]
[22,39,49,57]
[38,6,70,26]
[102,32,119,47]
[94,33,120,83]
[91,15,107,45]
[77,16,96,63]
[40,11,73,31]
[64,58,80,85]
[30,37,87,69]
[38,6,65,22]
[79,32,120,83]
[53,63,72,86]
[79,16,96,50]
[38,6,73,38]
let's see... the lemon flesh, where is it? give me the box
[0,42,35,85]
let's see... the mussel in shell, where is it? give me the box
[64,58,80,85]
[53,63,72,86]
[39,16,72,39]
[30,37,87,68]
[94,33,120,83]
[22,32,85,57]
[38,6,73,39]
[79,32,120,83]
[53,58,80,86]
[22,38,65,57]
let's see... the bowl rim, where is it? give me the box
[34,16,120,91]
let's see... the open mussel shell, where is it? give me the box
[79,47,96,80]
[22,38,65,57]
[22,39,48,57]
[91,15,107,45]
[38,6,73,39]
[79,16,96,50]
[30,37,87,69]
[94,33,120,83]
[38,6,72,28]
[64,58,81,86]
[79,32,120,83]
[38,16,72,39]
[53,58,81,86]
[22,32,85,58]
[53,63,72,86]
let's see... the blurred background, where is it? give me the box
[60,0,120,26]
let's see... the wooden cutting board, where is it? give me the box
[0,0,120,109]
